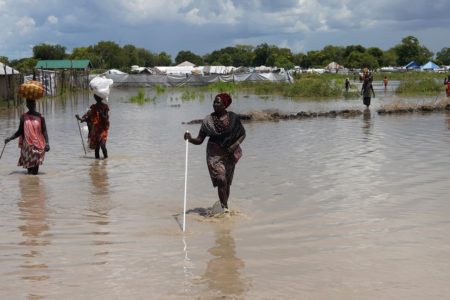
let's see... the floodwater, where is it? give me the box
[1,88,450,299]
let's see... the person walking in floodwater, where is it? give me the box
[444,75,450,97]
[383,76,388,90]
[4,81,50,175]
[361,72,375,108]
[76,76,113,159]
[184,93,246,213]
[345,78,350,92]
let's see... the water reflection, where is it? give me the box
[18,176,50,284]
[362,108,372,136]
[202,224,247,298]
[87,160,112,252]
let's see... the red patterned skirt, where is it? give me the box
[18,140,45,168]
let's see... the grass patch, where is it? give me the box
[395,78,443,95]
[130,88,153,105]
[154,85,166,94]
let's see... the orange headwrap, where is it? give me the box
[216,93,232,108]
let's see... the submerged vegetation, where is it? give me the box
[130,88,154,105]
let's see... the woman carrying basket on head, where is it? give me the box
[4,81,50,175]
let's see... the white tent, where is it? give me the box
[176,61,196,67]
[103,69,127,75]
[0,62,19,75]
[325,61,343,71]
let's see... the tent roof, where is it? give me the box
[421,61,440,70]
[405,61,420,68]
[36,60,92,69]
[176,61,196,67]
[0,62,20,75]
[325,61,343,69]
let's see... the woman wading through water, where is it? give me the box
[4,81,50,175]
[184,93,246,213]
[76,76,113,159]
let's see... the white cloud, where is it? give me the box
[47,15,58,25]
[16,16,36,35]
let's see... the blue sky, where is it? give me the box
[1,0,449,60]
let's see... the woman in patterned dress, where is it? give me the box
[184,93,246,211]
[76,94,110,159]
[4,99,50,175]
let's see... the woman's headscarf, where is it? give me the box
[216,93,232,108]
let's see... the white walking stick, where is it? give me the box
[183,131,189,232]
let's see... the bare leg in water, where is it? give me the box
[27,166,39,175]
[217,179,231,210]
[95,141,108,159]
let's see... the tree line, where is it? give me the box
[1,35,449,74]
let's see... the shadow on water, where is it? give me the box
[362,108,372,136]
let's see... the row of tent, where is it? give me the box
[130,61,285,75]
[404,60,444,71]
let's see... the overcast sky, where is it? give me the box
[1,0,449,60]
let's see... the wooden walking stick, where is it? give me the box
[76,117,87,156]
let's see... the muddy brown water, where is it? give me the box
[1,89,450,299]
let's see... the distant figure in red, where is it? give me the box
[445,75,450,97]
[383,76,388,90]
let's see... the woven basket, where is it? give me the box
[18,80,45,100]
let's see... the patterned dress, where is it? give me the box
[82,102,109,149]
[200,111,245,187]
[18,114,46,168]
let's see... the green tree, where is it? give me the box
[346,51,378,69]
[92,41,126,69]
[137,48,157,67]
[436,47,450,65]
[292,53,306,67]
[122,44,141,67]
[10,58,37,73]
[33,43,67,60]
[175,50,203,66]
[70,46,101,68]
[367,47,384,66]
[343,45,366,59]
[156,52,172,66]
[217,53,232,66]
[304,50,327,67]
[381,49,398,66]
[393,36,433,65]
[253,43,271,66]
[204,45,255,67]
[0,56,9,64]
[321,45,345,65]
